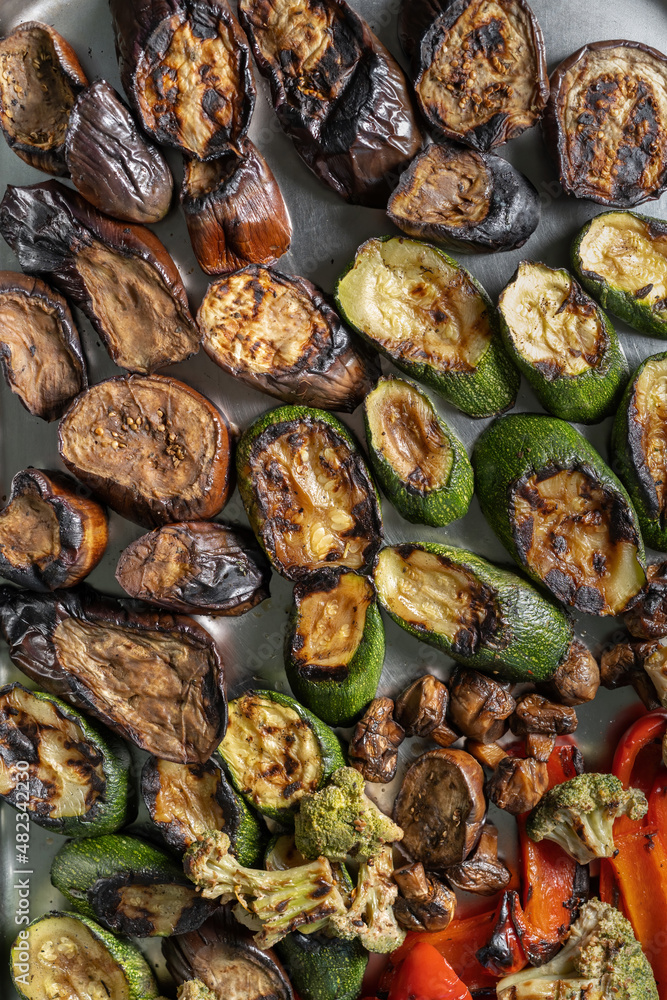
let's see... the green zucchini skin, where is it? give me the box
[334,236,519,418]
[473,414,646,613]
[363,377,474,526]
[0,682,132,837]
[284,570,385,727]
[10,911,159,1000]
[50,833,216,937]
[612,351,667,551]
[571,210,667,338]
[497,262,628,424]
[374,542,573,683]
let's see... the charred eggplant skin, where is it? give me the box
[0,270,87,421]
[237,0,423,207]
[545,40,667,207]
[0,468,108,591]
[387,141,541,255]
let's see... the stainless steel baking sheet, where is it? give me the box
[2,0,667,994]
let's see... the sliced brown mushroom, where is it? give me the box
[467,741,548,814]
[446,822,511,896]
[600,637,663,710]
[348,697,405,784]
[539,638,600,706]
[448,668,516,743]
[525,733,557,763]
[624,562,667,639]
[393,748,486,870]
[394,674,458,746]
[393,862,456,931]
[510,694,577,739]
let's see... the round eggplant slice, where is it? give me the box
[65,79,173,224]
[0,21,88,175]
[545,40,667,207]
[0,468,107,591]
[393,748,486,870]
[182,140,291,276]
[401,0,548,151]
[109,0,255,160]
[388,142,540,254]
[0,586,227,764]
[58,375,232,528]
[200,266,379,413]
[116,522,271,616]
[237,406,383,581]
[0,271,86,421]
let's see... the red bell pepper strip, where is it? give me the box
[389,911,500,993]
[387,942,473,1000]
[476,891,527,977]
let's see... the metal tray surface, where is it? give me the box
[1,0,667,994]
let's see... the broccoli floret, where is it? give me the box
[329,845,406,954]
[525,772,647,864]
[177,982,216,1000]
[496,898,658,1000]
[294,766,403,862]
[184,831,348,949]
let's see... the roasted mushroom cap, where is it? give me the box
[448,667,516,743]
[0,271,86,421]
[469,742,549,814]
[545,41,667,207]
[540,639,600,707]
[393,863,456,931]
[624,563,667,639]
[394,674,450,739]
[446,822,511,895]
[59,375,232,529]
[510,694,577,738]
[0,469,107,592]
[393,748,486,870]
[388,142,540,254]
[348,697,405,784]
[0,21,88,174]
[600,636,664,710]
[182,141,291,276]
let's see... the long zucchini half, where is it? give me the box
[473,414,646,616]
[10,911,159,1000]
[0,682,131,837]
[335,236,519,418]
[51,833,216,937]
[373,543,574,683]
[219,689,345,823]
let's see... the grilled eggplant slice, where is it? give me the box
[0,21,88,174]
[141,755,263,863]
[399,0,548,151]
[0,683,131,837]
[387,141,540,254]
[59,375,232,528]
[572,210,667,339]
[473,414,646,616]
[0,271,86,421]
[237,0,422,208]
[237,405,382,581]
[285,569,385,727]
[497,261,628,423]
[545,41,667,207]
[182,140,291,275]
[336,237,519,418]
[200,267,379,412]
[109,0,255,160]
[65,80,173,224]
[374,543,575,683]
[0,181,200,373]
[364,377,473,526]
[116,522,270,616]
[0,586,226,763]
[10,912,159,1000]
[219,689,345,822]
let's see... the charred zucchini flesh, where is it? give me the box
[546,41,667,207]
[498,261,628,423]
[199,266,379,412]
[0,683,131,837]
[401,0,548,151]
[474,414,646,616]
[364,377,473,526]
[374,543,574,682]
[285,570,385,727]
[387,141,540,254]
[573,211,667,339]
[219,689,344,822]
[237,406,382,581]
[336,237,518,417]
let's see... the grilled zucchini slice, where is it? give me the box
[364,377,473,525]
[335,237,519,417]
